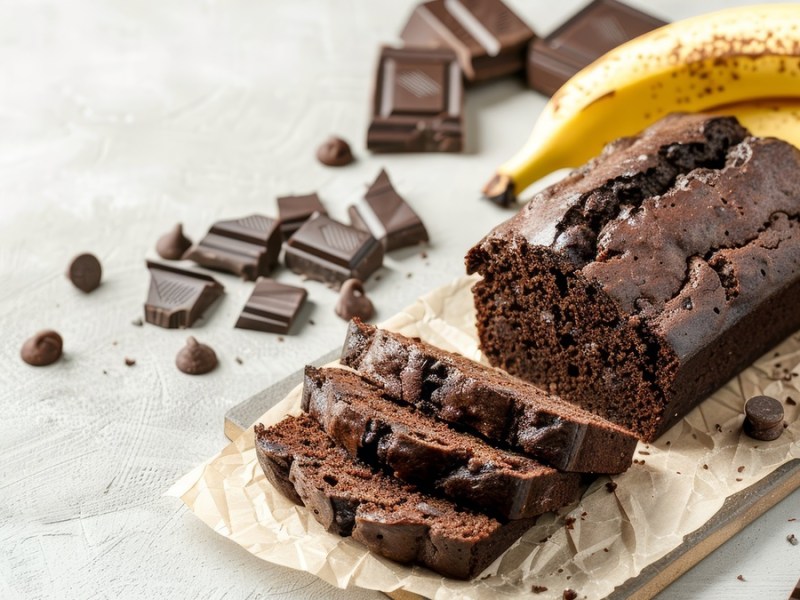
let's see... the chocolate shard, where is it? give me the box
[276,193,327,241]
[348,169,429,251]
[367,46,464,153]
[235,278,308,334]
[144,261,224,329]
[400,0,535,82]
[183,215,281,281]
[527,0,666,96]
[283,214,384,290]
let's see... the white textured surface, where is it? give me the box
[0,1,797,599]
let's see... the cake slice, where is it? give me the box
[466,113,800,441]
[340,319,638,473]
[301,366,582,520]
[255,414,536,580]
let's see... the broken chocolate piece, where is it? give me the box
[744,395,785,441]
[156,223,192,260]
[183,214,281,280]
[21,330,63,366]
[316,136,354,166]
[528,0,666,96]
[335,279,374,321]
[367,46,463,153]
[400,0,534,82]
[175,336,218,374]
[235,278,307,334]
[67,253,102,293]
[276,193,327,241]
[348,169,429,251]
[144,261,224,329]
[283,214,383,289]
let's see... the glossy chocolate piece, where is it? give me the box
[156,223,192,260]
[334,279,374,322]
[175,336,218,375]
[67,253,102,293]
[744,395,785,441]
[316,137,354,167]
[400,0,534,82]
[348,169,429,251]
[528,0,666,96]
[144,261,224,329]
[235,278,308,334]
[183,214,281,281]
[276,193,327,241]
[367,46,463,153]
[21,330,63,366]
[283,214,383,290]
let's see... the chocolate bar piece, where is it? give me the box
[235,278,308,334]
[183,215,281,281]
[276,193,327,241]
[144,261,224,329]
[367,46,463,153]
[348,169,429,251]
[283,214,383,289]
[528,0,666,96]
[400,0,535,82]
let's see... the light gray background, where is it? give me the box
[1,1,797,598]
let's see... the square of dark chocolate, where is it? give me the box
[283,214,383,289]
[368,46,463,153]
[528,0,667,96]
[400,0,535,82]
[145,261,224,329]
[235,278,307,334]
[277,193,327,240]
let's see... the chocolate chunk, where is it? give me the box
[335,279,374,321]
[235,278,307,334]
[348,169,429,251]
[744,395,785,441]
[367,46,463,153]
[67,253,102,293]
[20,330,63,366]
[175,336,218,375]
[183,215,281,280]
[316,136,354,167]
[156,223,192,260]
[527,0,667,96]
[144,261,224,329]
[283,214,383,289]
[400,0,534,82]
[276,193,327,241]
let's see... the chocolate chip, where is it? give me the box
[67,253,102,293]
[335,279,374,321]
[316,136,353,167]
[21,330,63,366]
[175,337,217,375]
[156,223,192,260]
[744,395,785,441]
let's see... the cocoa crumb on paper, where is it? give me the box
[605,481,618,493]
[788,533,798,546]
[738,466,745,473]
[124,357,136,366]
[737,574,745,582]
[531,585,548,593]
[564,517,576,530]
[563,589,578,600]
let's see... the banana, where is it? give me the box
[484,3,800,205]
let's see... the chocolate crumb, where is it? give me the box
[309,319,315,326]
[406,272,413,278]
[665,441,671,445]
[737,466,745,473]
[606,481,618,493]
[715,424,722,432]
[531,585,548,593]
[563,590,578,600]
[737,575,745,582]
[787,396,797,406]
[235,357,243,365]
[102,370,108,375]
[124,357,136,367]
[564,517,576,530]
[277,336,285,343]
[736,478,743,482]
[420,251,428,259]
[603,547,609,552]
[788,533,798,545]
[789,518,797,522]
[373,274,382,281]
[703,464,709,470]
[131,318,143,327]
[639,450,651,455]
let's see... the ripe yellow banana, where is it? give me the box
[484,3,800,205]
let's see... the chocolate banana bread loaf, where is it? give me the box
[466,113,800,441]
[255,414,536,579]
[301,365,582,519]
[340,319,638,473]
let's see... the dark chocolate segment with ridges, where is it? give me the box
[254,414,537,580]
[340,319,638,473]
[466,114,800,442]
[348,169,429,251]
[235,278,307,334]
[144,261,224,329]
[283,214,383,290]
[276,193,327,241]
[367,46,463,153]
[400,0,535,82]
[301,366,582,519]
[183,214,281,281]
[528,0,666,96]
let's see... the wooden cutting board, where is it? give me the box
[224,352,800,600]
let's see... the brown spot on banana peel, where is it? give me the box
[482,173,516,208]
